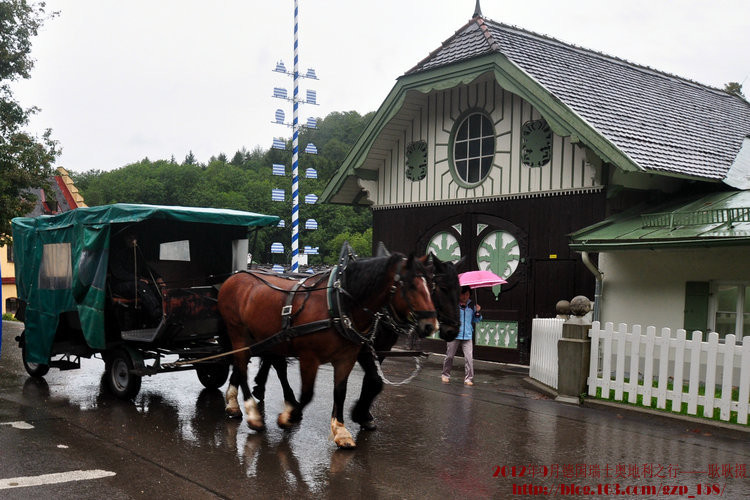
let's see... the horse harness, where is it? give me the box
[237,249,434,357]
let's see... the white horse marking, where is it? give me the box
[225,385,240,412]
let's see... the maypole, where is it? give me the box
[271,1,318,273]
[290,0,300,272]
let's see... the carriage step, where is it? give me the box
[121,328,159,342]
[50,359,80,371]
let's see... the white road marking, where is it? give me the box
[0,470,116,490]
[0,421,34,430]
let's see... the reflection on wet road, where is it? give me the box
[2,320,750,498]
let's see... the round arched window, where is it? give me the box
[426,231,461,263]
[452,112,495,185]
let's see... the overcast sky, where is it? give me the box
[12,0,750,173]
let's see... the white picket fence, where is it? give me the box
[529,318,565,389]
[588,321,750,424]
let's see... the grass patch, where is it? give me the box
[593,380,748,426]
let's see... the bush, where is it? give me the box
[2,313,17,321]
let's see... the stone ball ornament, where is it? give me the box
[555,300,570,316]
[569,295,592,317]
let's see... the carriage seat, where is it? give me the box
[159,286,221,342]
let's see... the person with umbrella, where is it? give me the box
[441,285,482,386]
[441,270,505,386]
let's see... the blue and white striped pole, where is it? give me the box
[290,0,300,272]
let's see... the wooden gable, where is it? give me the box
[356,72,602,209]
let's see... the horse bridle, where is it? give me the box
[332,255,436,341]
[386,259,438,329]
[431,273,461,331]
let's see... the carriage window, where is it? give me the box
[39,243,72,289]
[232,239,249,272]
[159,240,191,261]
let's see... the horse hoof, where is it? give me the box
[352,409,376,431]
[289,411,303,423]
[335,438,357,449]
[330,418,356,449]
[358,419,377,431]
[277,413,294,429]
[225,407,243,419]
[247,420,266,432]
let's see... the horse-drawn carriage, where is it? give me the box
[11,203,279,399]
[11,202,460,448]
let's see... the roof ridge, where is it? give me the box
[405,17,493,75]
[474,17,499,51]
[482,17,734,97]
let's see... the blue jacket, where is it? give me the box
[457,299,482,341]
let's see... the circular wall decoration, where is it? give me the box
[476,230,520,298]
[426,231,461,263]
[521,119,552,168]
[405,140,428,181]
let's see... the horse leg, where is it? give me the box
[225,364,244,418]
[287,356,318,425]
[225,350,265,431]
[330,358,358,449]
[252,355,273,402]
[351,348,383,431]
[275,356,300,429]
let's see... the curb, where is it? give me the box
[519,373,750,438]
[521,376,558,399]
[583,398,750,438]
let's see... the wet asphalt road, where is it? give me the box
[1,320,749,499]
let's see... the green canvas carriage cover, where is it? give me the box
[11,203,279,363]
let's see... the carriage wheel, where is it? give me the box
[195,363,230,390]
[105,349,142,399]
[21,334,50,378]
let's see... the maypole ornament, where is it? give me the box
[270,0,319,272]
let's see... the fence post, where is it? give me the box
[556,295,592,404]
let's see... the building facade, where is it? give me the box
[322,10,750,363]
[1,167,86,314]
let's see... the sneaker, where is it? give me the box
[464,380,474,386]
[441,376,450,383]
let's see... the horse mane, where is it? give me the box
[342,253,404,303]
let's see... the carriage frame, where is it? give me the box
[10,203,279,399]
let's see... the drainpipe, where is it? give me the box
[581,251,603,323]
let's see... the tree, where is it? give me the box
[0,1,59,244]
[184,150,196,165]
[74,109,374,264]
[724,82,745,98]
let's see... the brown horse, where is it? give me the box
[253,254,463,431]
[217,253,438,448]
[350,252,462,429]
[251,252,462,431]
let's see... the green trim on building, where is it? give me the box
[476,320,518,348]
[569,191,750,251]
[321,52,646,204]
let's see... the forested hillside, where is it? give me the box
[72,111,374,265]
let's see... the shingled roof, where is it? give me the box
[406,16,750,182]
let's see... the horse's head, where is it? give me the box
[421,254,461,342]
[388,254,439,338]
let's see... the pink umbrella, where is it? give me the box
[458,270,507,288]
